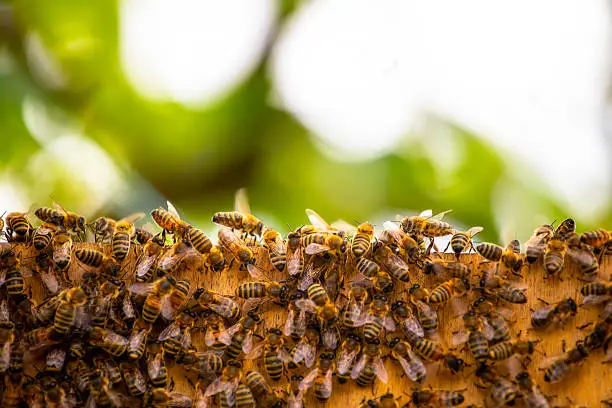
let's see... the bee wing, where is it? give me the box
[136,255,156,277]
[351,354,366,379]
[322,326,338,350]
[582,295,611,305]
[119,212,146,224]
[241,331,253,353]
[337,349,357,375]
[226,322,241,339]
[482,318,497,341]
[204,377,225,397]
[0,341,11,368]
[234,188,252,215]
[128,282,154,296]
[242,298,270,314]
[532,306,553,320]
[372,358,389,383]
[299,368,318,392]
[74,306,91,329]
[204,328,216,347]
[159,322,180,341]
[383,315,396,332]
[19,264,33,278]
[160,295,176,321]
[269,238,287,256]
[305,209,331,230]
[418,209,433,218]
[0,300,9,324]
[85,394,96,408]
[305,243,331,255]
[286,247,303,276]
[40,265,59,295]
[283,309,295,336]
[320,370,333,398]
[449,297,469,317]
[0,269,6,287]
[295,299,317,314]
[244,341,264,360]
[331,219,357,235]
[246,264,270,281]
[166,201,182,220]
[296,311,307,337]
[452,330,469,345]
[148,353,162,378]
[402,315,424,338]
[304,343,316,368]
[431,210,452,221]
[209,298,239,319]
[122,295,136,319]
[467,226,484,237]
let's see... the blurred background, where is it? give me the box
[0,0,611,242]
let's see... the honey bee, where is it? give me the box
[542,341,590,383]
[51,232,72,273]
[388,337,427,383]
[335,333,362,384]
[88,326,129,356]
[411,389,466,407]
[128,276,175,325]
[284,292,309,338]
[237,264,289,313]
[400,209,454,238]
[580,228,611,248]
[351,222,374,258]
[341,284,368,329]
[477,240,524,273]
[300,349,335,402]
[5,212,33,241]
[298,252,336,291]
[35,203,86,234]
[580,280,612,305]
[127,324,150,360]
[91,216,117,243]
[488,338,539,361]
[428,277,470,306]
[158,310,196,358]
[262,228,287,272]
[391,300,424,338]
[302,208,353,237]
[136,232,165,282]
[566,233,599,280]
[381,221,423,265]
[286,230,304,277]
[52,287,88,336]
[33,253,60,295]
[121,362,147,397]
[111,212,144,262]
[218,227,256,268]
[188,227,225,271]
[32,222,57,251]
[302,232,347,257]
[244,328,288,382]
[205,359,243,405]
[212,187,265,237]
[289,324,320,368]
[243,371,281,408]
[194,288,241,320]
[453,311,490,363]
[475,364,518,407]
[372,241,412,283]
[531,297,577,330]
[447,226,484,259]
[544,233,567,276]
[422,258,471,280]
[361,295,395,342]
[524,224,555,264]
[75,248,121,278]
[479,271,528,304]
[296,284,339,337]
[151,201,190,239]
[514,370,551,408]
[93,355,122,387]
[224,312,261,360]
[350,339,388,387]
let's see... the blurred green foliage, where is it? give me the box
[0,0,609,242]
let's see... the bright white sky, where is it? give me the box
[116,0,611,220]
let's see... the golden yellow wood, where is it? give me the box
[14,242,612,407]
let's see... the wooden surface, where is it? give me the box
[15,242,612,407]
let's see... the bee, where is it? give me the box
[531,297,577,330]
[4,267,25,296]
[400,209,454,238]
[128,276,175,325]
[111,213,143,262]
[372,241,412,283]
[335,333,362,384]
[358,393,402,408]
[302,232,347,257]
[44,347,66,372]
[428,278,470,305]
[284,292,309,338]
[52,287,88,336]
[147,349,169,388]
[205,359,243,405]
[388,337,426,383]
[212,188,265,237]
[555,218,576,239]
[289,324,320,368]
[237,265,288,313]
[75,248,121,277]
[155,238,201,277]
[514,370,551,408]
[151,201,191,240]
[91,216,117,243]
[411,389,466,407]
[297,283,339,330]
[524,224,555,264]
[203,310,232,353]
[477,240,524,273]
[245,328,287,381]
[5,212,33,241]
[391,300,424,338]
[351,222,374,258]
[49,232,71,274]
[380,221,423,266]
[262,228,287,272]
[472,298,512,343]
[298,252,336,291]
[488,338,539,361]
[566,233,599,280]
[300,350,335,402]
[544,233,567,276]
[479,271,528,304]
[127,324,149,360]
[543,341,590,383]
[93,355,122,386]
[350,339,388,387]
[135,232,165,282]
[355,257,380,278]
[218,228,256,268]
[121,362,147,397]
[453,311,490,363]
[475,364,518,407]
[36,204,87,233]
[244,371,280,408]
[88,326,129,356]
[447,226,484,259]
[286,230,304,276]
[188,227,226,271]
[422,258,471,280]
[194,288,241,320]
[302,208,352,237]
[32,222,57,250]
[580,281,612,305]
[158,310,196,359]
[32,253,61,295]
[341,284,368,329]
[224,312,261,360]
[405,329,446,363]
[580,228,611,248]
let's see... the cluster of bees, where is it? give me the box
[0,189,610,408]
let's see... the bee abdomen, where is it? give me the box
[356,258,379,277]
[477,243,503,261]
[236,282,266,299]
[264,351,283,381]
[489,342,513,361]
[351,233,371,257]
[468,331,489,362]
[112,231,131,261]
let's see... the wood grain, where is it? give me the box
[12,242,612,407]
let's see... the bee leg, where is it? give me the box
[536,298,550,305]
